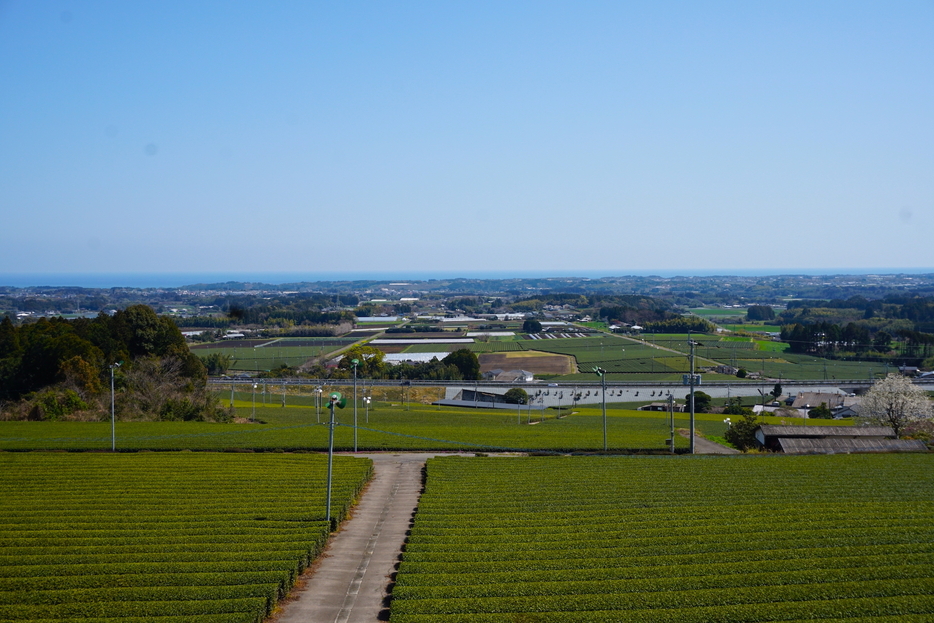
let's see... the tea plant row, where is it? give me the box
[391,454,934,622]
[0,453,372,622]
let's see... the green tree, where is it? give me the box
[724,412,761,451]
[736,368,747,378]
[723,396,754,416]
[200,353,233,376]
[442,349,480,380]
[747,305,775,321]
[873,331,892,352]
[338,345,386,376]
[691,391,712,412]
[522,319,542,334]
[771,383,783,399]
[808,402,833,419]
[504,388,529,404]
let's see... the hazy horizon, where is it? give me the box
[2,268,934,289]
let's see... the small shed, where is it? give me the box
[754,425,927,454]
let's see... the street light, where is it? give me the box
[593,366,607,451]
[351,358,360,453]
[314,386,323,423]
[252,383,257,422]
[364,396,371,423]
[325,391,345,531]
[109,362,121,451]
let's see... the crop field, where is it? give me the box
[0,452,372,623]
[190,338,359,371]
[390,454,934,623]
[527,336,673,377]
[0,401,749,452]
[466,341,527,353]
[478,352,576,375]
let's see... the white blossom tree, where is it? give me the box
[858,374,933,437]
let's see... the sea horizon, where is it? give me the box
[2,269,933,289]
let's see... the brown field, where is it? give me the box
[479,350,575,375]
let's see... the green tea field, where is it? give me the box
[0,452,372,622]
[0,398,781,453]
[391,454,934,622]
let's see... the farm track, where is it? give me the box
[274,453,464,623]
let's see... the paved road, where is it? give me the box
[274,453,465,623]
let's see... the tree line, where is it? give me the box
[0,306,228,422]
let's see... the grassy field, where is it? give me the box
[0,388,808,452]
[0,452,372,622]
[390,454,934,622]
[0,397,850,453]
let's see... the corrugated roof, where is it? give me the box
[778,438,928,454]
[758,425,894,437]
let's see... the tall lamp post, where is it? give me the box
[351,359,360,453]
[364,396,371,423]
[314,386,322,423]
[252,383,257,422]
[109,362,121,451]
[593,366,607,451]
[325,391,345,531]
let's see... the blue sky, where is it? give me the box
[1,1,932,280]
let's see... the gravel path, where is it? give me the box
[273,453,464,623]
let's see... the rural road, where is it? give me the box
[680,430,741,454]
[274,442,737,623]
[274,452,465,623]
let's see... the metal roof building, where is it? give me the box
[754,425,928,454]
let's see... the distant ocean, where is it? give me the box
[1,269,933,289]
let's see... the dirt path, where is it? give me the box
[679,430,741,454]
[273,453,459,623]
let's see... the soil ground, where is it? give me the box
[479,350,576,375]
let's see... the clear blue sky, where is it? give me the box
[1,1,932,279]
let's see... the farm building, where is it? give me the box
[789,392,845,410]
[481,369,534,383]
[754,425,927,454]
[639,402,682,412]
